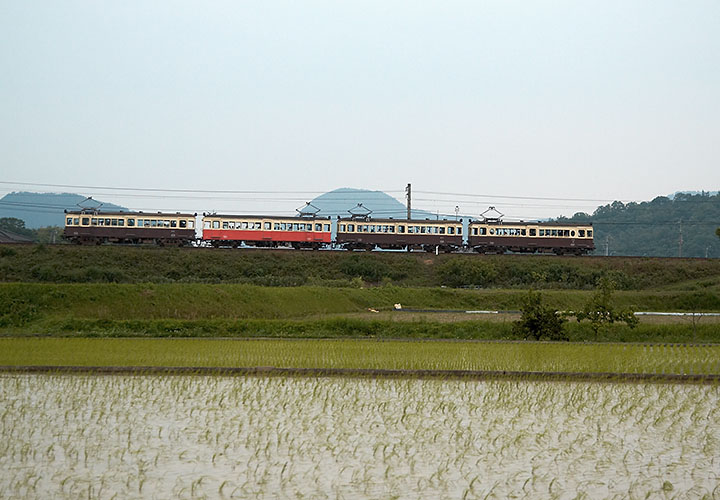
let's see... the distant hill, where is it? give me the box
[558,192,720,258]
[0,192,128,228]
[307,188,443,220]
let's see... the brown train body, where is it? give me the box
[62,210,594,254]
[63,210,196,246]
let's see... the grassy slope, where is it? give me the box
[2,283,720,342]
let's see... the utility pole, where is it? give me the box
[678,221,683,258]
[605,235,609,256]
[405,183,412,220]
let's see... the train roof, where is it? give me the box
[204,214,332,220]
[65,210,197,217]
[337,216,592,226]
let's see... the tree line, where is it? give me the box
[0,218,63,244]
[557,192,720,258]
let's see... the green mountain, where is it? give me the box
[558,192,720,258]
[0,192,128,229]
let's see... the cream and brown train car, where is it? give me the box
[63,210,196,245]
[468,221,594,255]
[202,214,332,248]
[336,218,464,251]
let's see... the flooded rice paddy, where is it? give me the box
[2,374,719,499]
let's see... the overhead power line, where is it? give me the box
[0,181,403,195]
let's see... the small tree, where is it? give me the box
[512,290,568,341]
[575,277,638,334]
[0,217,35,238]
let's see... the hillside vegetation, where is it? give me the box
[2,245,720,291]
[559,192,720,258]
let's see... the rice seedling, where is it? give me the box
[1,374,718,498]
[1,338,719,376]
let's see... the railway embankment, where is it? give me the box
[2,245,719,343]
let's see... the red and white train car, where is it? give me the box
[202,214,332,249]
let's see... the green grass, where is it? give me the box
[2,283,719,343]
[1,338,719,375]
[2,282,719,323]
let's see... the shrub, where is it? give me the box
[575,277,639,334]
[437,259,499,287]
[511,290,568,341]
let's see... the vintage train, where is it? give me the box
[64,209,594,254]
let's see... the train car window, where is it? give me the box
[66,217,72,225]
[81,217,89,225]
[458,227,462,235]
[339,224,346,231]
[348,224,355,232]
[212,221,219,229]
[223,222,229,229]
[529,229,535,236]
[398,225,404,233]
[539,229,544,236]
[127,219,135,227]
[165,220,171,227]
[265,222,271,230]
[407,226,413,233]
[97,219,104,226]
[189,220,194,229]
[291,223,298,231]
[389,226,395,233]
[588,230,593,237]
[104,218,111,226]
[571,230,575,237]
[579,230,585,237]
[118,219,124,227]
[274,223,280,230]
[203,221,210,229]
[324,224,330,231]
[315,223,321,231]
[179,220,186,228]
[92,218,98,225]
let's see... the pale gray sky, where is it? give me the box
[2,0,719,219]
